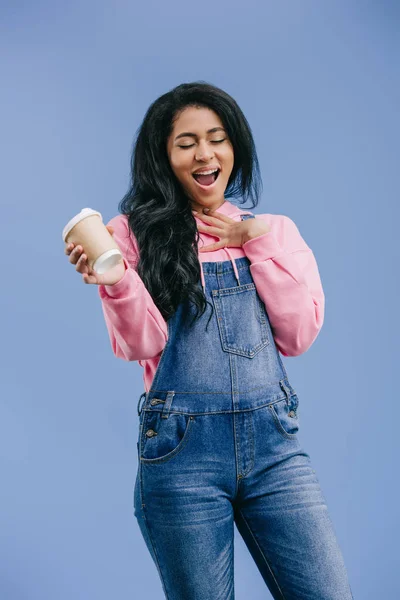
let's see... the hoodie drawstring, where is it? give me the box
[198,246,240,293]
[223,247,240,285]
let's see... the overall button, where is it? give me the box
[150,398,165,406]
[146,429,158,438]
[288,410,296,418]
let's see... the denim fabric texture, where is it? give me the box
[134,214,354,600]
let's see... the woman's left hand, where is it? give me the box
[193,209,271,252]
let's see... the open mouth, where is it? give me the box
[192,169,220,188]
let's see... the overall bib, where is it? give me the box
[134,214,354,600]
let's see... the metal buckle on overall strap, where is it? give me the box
[240,213,255,221]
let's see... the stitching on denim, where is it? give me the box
[211,289,270,357]
[241,410,255,478]
[141,396,288,418]
[202,258,267,275]
[276,350,289,381]
[140,501,171,598]
[213,282,257,296]
[255,293,268,327]
[233,415,240,494]
[147,318,171,393]
[229,356,242,496]
[149,383,290,396]
[238,509,287,600]
[268,404,298,439]
[234,411,242,482]
[140,416,195,465]
[137,459,170,598]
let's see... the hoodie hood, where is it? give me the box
[193,199,255,293]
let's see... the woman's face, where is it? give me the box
[166,106,234,213]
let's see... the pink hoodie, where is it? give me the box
[98,200,325,392]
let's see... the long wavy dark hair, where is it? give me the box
[118,81,263,329]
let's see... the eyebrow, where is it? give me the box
[174,127,226,142]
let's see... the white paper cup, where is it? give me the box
[62,208,123,275]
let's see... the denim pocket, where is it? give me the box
[268,395,300,439]
[212,282,270,358]
[139,410,195,465]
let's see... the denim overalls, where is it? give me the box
[134,213,354,600]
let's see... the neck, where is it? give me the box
[190,198,227,213]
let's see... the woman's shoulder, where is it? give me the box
[253,211,296,232]
[106,213,136,240]
[253,211,293,224]
[254,212,310,252]
[106,212,130,231]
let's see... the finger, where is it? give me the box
[197,218,227,233]
[69,245,83,264]
[76,253,89,273]
[196,212,220,223]
[82,272,97,284]
[65,243,75,255]
[196,222,224,236]
[199,211,234,224]
[196,216,225,233]
[199,241,227,252]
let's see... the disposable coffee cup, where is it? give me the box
[62,208,123,275]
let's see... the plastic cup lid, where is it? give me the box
[62,208,103,242]
[93,249,123,274]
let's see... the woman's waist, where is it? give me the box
[141,378,296,416]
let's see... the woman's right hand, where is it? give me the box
[64,225,127,286]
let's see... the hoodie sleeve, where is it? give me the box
[97,215,168,361]
[241,214,325,357]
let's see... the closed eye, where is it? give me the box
[178,139,226,149]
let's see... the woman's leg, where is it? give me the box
[133,413,236,600]
[234,402,354,599]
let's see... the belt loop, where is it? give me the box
[161,391,175,420]
[279,379,291,407]
[137,392,147,416]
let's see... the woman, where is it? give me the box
[65,82,354,599]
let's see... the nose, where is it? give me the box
[195,140,215,162]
